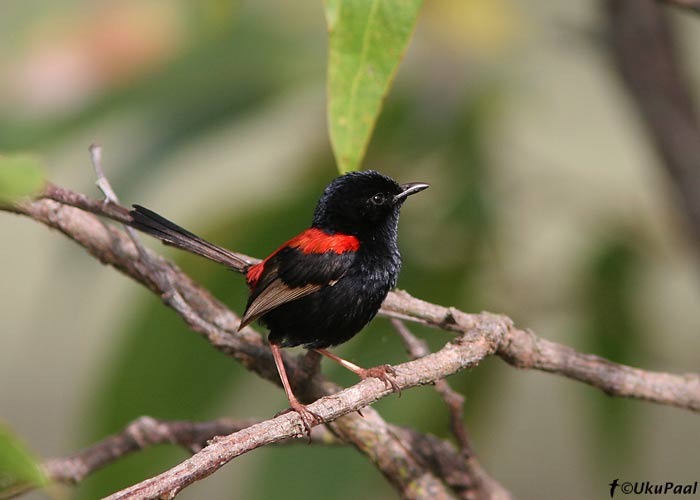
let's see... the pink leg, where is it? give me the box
[315,348,401,395]
[271,343,320,435]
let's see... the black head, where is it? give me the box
[312,170,429,236]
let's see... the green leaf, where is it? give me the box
[325,0,422,173]
[0,154,45,203]
[0,424,47,499]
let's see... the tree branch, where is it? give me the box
[392,319,472,454]
[41,414,502,500]
[36,414,503,500]
[392,320,512,500]
[43,416,340,486]
[382,291,700,412]
[3,186,699,500]
[102,322,504,500]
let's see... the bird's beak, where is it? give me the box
[394,182,430,203]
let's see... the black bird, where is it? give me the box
[129,170,429,431]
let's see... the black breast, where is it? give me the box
[265,245,401,349]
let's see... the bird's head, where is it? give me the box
[312,170,429,236]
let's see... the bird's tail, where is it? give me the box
[129,204,251,273]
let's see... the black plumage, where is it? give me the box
[128,170,428,433]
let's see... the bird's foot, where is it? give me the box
[358,364,401,396]
[276,401,321,439]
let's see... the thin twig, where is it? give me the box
[89,144,149,261]
[391,319,471,454]
[392,319,511,500]
[90,144,119,205]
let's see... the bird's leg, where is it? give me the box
[315,348,401,395]
[271,343,321,436]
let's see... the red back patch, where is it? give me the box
[288,228,359,254]
[245,229,358,289]
[246,262,265,288]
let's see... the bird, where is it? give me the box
[128,170,429,432]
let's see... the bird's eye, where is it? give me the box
[370,193,386,205]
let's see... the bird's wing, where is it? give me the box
[239,246,355,330]
[239,279,322,329]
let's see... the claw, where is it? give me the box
[359,364,401,397]
[276,401,322,441]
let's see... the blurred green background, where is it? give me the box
[1,1,699,499]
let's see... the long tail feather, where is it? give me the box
[129,205,250,273]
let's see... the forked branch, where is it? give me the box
[2,186,698,500]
